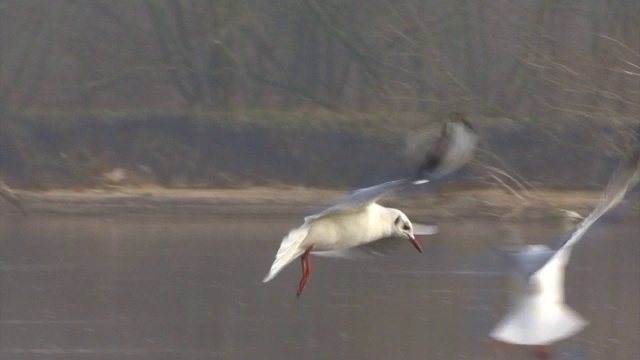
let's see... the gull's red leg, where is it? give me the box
[300,251,306,275]
[490,340,513,356]
[531,345,552,359]
[296,245,314,298]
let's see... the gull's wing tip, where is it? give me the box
[417,112,479,179]
[448,111,476,131]
[413,223,439,236]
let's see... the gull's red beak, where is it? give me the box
[409,235,422,253]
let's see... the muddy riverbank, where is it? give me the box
[4,186,632,221]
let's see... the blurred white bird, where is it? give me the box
[491,135,640,358]
[262,113,479,297]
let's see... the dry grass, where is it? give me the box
[5,186,615,220]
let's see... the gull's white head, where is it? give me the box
[389,209,422,253]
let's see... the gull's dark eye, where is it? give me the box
[402,224,411,231]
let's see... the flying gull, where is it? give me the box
[262,113,479,297]
[490,132,640,358]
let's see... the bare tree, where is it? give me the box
[0,0,636,119]
[145,0,242,109]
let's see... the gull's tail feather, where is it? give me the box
[489,300,587,345]
[263,225,310,283]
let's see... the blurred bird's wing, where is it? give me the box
[416,112,479,179]
[306,114,478,222]
[306,179,412,222]
[313,223,438,259]
[312,237,406,259]
[511,137,640,278]
[550,138,640,253]
[413,223,440,235]
[501,245,556,278]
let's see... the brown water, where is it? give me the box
[0,214,638,360]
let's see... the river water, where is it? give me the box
[0,214,638,360]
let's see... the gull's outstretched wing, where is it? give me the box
[306,114,478,222]
[312,237,408,259]
[508,134,640,279]
[313,223,439,259]
[551,132,640,251]
[416,112,479,180]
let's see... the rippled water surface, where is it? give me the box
[1,214,638,360]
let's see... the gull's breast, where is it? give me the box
[305,207,387,251]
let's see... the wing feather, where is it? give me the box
[312,223,438,259]
[510,138,640,278]
[306,114,478,222]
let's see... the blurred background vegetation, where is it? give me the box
[0,0,638,189]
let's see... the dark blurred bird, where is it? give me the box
[405,112,477,178]
[416,112,478,178]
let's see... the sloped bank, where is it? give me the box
[1,112,402,189]
[3,187,638,220]
[0,111,633,190]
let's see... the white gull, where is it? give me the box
[490,132,640,357]
[262,113,479,297]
